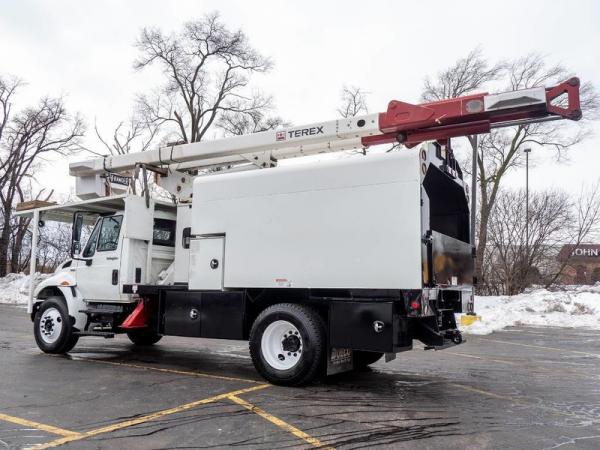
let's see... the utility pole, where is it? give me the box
[470,136,478,248]
[524,147,532,265]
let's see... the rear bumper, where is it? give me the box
[413,312,464,349]
[417,287,472,348]
[328,292,467,354]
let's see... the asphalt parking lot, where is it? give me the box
[1,304,600,450]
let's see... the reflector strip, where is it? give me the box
[484,87,546,111]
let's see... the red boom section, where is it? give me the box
[362,77,581,148]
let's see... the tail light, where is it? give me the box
[406,292,424,316]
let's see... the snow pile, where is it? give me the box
[463,285,600,335]
[0,273,49,305]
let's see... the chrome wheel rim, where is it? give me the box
[261,320,303,370]
[39,307,63,344]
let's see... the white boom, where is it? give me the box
[69,78,581,200]
[70,114,380,177]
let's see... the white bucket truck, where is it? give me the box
[16,78,582,385]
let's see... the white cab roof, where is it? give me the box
[14,194,175,223]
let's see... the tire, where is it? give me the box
[127,329,162,346]
[61,334,80,353]
[34,297,79,354]
[249,303,325,386]
[353,351,384,368]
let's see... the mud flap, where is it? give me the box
[120,300,148,329]
[326,347,354,376]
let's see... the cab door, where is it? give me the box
[76,214,124,302]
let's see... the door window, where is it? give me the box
[97,215,123,252]
[82,218,101,257]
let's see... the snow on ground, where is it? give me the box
[0,273,49,306]
[462,285,600,335]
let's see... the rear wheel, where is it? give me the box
[249,303,325,386]
[353,350,384,368]
[126,329,162,346]
[34,297,79,354]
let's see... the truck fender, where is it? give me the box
[34,273,87,330]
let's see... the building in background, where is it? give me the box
[557,245,600,284]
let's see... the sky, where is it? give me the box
[0,0,598,199]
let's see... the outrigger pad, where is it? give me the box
[120,301,148,329]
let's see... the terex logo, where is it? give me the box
[276,126,324,142]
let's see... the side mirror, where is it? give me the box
[71,212,84,258]
[72,213,83,241]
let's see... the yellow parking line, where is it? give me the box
[60,356,263,384]
[0,413,80,438]
[448,383,528,403]
[31,384,270,449]
[473,337,600,358]
[446,351,520,366]
[449,383,597,421]
[228,394,334,449]
[446,351,597,380]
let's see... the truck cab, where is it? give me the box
[23,195,176,338]
[71,207,176,302]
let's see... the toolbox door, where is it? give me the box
[188,236,225,290]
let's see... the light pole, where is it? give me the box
[470,136,477,249]
[524,147,532,264]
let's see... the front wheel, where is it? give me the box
[249,303,325,386]
[34,297,79,354]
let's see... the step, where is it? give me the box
[79,305,124,315]
[74,331,115,338]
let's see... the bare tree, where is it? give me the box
[336,86,370,155]
[36,221,73,272]
[134,12,273,144]
[484,188,572,295]
[0,76,84,276]
[9,183,53,273]
[337,86,369,118]
[217,109,287,136]
[474,56,598,289]
[92,117,160,157]
[14,219,72,274]
[93,117,162,195]
[421,48,505,102]
[422,49,599,291]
